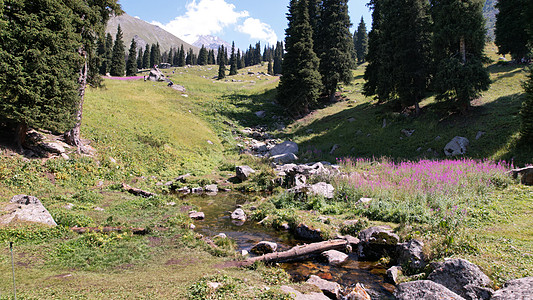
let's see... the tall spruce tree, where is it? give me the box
[229,42,238,75]
[110,24,125,76]
[316,0,354,101]
[142,44,150,69]
[217,45,226,79]
[495,0,530,60]
[126,38,137,76]
[137,47,143,69]
[520,67,533,143]
[149,43,157,67]
[273,41,284,74]
[354,17,368,64]
[101,33,113,75]
[198,45,208,65]
[277,0,322,116]
[178,45,186,66]
[363,0,387,102]
[431,0,490,112]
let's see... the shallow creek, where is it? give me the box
[183,193,395,299]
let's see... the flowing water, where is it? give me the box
[183,192,395,299]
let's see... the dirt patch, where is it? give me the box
[147,236,162,247]
[165,257,200,266]
[213,260,248,269]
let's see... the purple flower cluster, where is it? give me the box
[336,157,511,202]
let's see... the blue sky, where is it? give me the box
[118,0,372,50]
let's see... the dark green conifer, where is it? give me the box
[237,49,243,69]
[110,24,125,76]
[142,44,150,69]
[520,68,533,143]
[495,0,530,60]
[137,47,143,69]
[354,17,368,64]
[178,45,185,66]
[229,42,238,75]
[277,0,322,116]
[198,45,208,65]
[217,45,226,79]
[126,38,137,76]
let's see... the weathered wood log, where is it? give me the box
[241,239,348,266]
[122,183,156,198]
[510,166,533,185]
[71,226,147,235]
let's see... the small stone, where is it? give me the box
[322,250,349,266]
[189,224,196,229]
[189,211,205,220]
[475,131,485,140]
[215,233,227,239]
[250,241,278,254]
[231,208,246,221]
[94,207,104,211]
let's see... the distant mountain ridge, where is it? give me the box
[193,35,232,51]
[106,13,199,53]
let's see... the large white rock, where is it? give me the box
[444,136,469,156]
[269,141,298,156]
[0,195,57,226]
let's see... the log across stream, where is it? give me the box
[183,193,395,298]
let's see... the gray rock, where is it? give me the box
[358,226,399,245]
[306,275,342,299]
[0,195,57,226]
[387,266,403,285]
[309,182,334,199]
[235,165,255,181]
[348,117,356,123]
[204,184,218,193]
[322,250,349,266]
[397,239,426,270]
[255,111,266,118]
[401,129,415,137]
[147,68,165,81]
[271,153,298,164]
[444,136,469,156]
[39,142,66,154]
[250,241,277,254]
[269,141,298,156]
[280,285,330,300]
[475,131,485,140]
[395,280,466,300]
[329,144,339,154]
[230,208,246,222]
[188,211,205,220]
[428,258,492,300]
[491,276,533,300]
[294,223,323,241]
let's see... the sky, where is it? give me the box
[118,0,372,50]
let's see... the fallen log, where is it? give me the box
[241,239,348,266]
[122,183,157,198]
[510,166,533,185]
[71,226,148,235]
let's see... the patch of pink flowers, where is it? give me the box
[336,157,512,203]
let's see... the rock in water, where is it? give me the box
[230,208,246,221]
[322,250,349,266]
[250,241,277,254]
[444,136,469,156]
[395,280,466,300]
[306,275,342,299]
[0,195,57,226]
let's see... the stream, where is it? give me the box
[182,193,395,299]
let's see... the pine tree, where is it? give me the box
[154,43,161,66]
[267,60,274,75]
[229,42,237,75]
[149,44,156,68]
[142,44,150,69]
[217,45,226,79]
[495,0,530,60]
[137,47,143,69]
[185,48,193,65]
[316,0,354,101]
[161,51,168,65]
[237,49,243,69]
[520,67,533,143]
[178,45,185,66]
[167,48,173,64]
[273,41,283,74]
[101,33,113,75]
[125,38,137,76]
[354,17,368,64]
[277,0,322,116]
[431,0,490,112]
[173,47,180,66]
[198,45,208,65]
[363,0,387,102]
[208,49,215,64]
[110,24,125,76]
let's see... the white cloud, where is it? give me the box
[237,18,278,46]
[151,0,249,44]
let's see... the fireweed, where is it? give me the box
[333,158,513,224]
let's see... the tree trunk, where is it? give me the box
[64,47,88,153]
[241,239,348,266]
[14,122,28,152]
[414,102,421,116]
[329,89,336,102]
[460,36,466,64]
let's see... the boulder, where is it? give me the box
[230,208,246,222]
[491,276,533,300]
[250,241,277,254]
[309,182,334,199]
[306,275,342,299]
[204,184,218,193]
[255,111,266,118]
[147,68,165,81]
[294,223,323,242]
[444,136,469,156]
[395,280,466,300]
[387,266,403,284]
[235,165,255,181]
[280,285,330,300]
[39,142,66,154]
[271,153,298,164]
[427,258,493,300]
[357,226,399,260]
[322,250,349,266]
[396,239,426,270]
[0,195,57,226]
[188,211,205,220]
[345,283,371,300]
[269,141,298,157]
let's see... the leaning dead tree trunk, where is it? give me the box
[241,239,348,266]
[64,46,88,153]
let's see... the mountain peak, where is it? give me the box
[193,35,232,51]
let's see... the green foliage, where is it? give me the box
[72,190,103,204]
[495,0,531,60]
[229,42,238,75]
[277,0,322,116]
[520,67,533,143]
[110,24,125,76]
[0,226,68,244]
[260,267,291,285]
[51,231,150,270]
[142,44,150,69]
[125,38,137,76]
[198,45,208,66]
[354,17,368,64]
[187,274,244,300]
[50,209,95,227]
[218,45,226,80]
[340,218,369,235]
